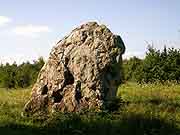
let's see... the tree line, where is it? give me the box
[0,57,44,88]
[123,45,180,83]
[0,45,180,89]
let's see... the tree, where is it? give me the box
[0,57,45,89]
[2,62,17,88]
[123,45,180,83]
[123,56,142,81]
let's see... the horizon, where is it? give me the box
[0,0,180,64]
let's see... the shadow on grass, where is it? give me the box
[0,113,179,135]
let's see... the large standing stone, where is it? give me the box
[23,22,125,116]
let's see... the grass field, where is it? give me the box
[0,82,180,135]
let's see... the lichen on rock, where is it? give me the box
[23,22,125,116]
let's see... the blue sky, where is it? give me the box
[0,0,180,64]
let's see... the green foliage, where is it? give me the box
[0,63,18,88]
[123,56,143,81]
[0,57,45,88]
[123,46,180,83]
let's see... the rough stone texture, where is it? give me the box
[23,22,125,115]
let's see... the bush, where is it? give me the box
[0,57,45,89]
[123,46,180,83]
[123,56,143,81]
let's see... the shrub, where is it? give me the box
[0,57,45,89]
[123,45,180,83]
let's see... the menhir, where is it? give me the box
[23,22,125,116]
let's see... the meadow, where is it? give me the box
[0,82,180,135]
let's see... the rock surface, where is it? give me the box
[23,22,125,115]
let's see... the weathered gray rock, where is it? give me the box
[23,22,125,115]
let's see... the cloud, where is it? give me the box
[0,16,12,26]
[12,24,51,38]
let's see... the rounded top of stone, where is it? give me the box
[83,21,98,26]
[71,21,110,33]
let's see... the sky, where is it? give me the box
[0,0,180,64]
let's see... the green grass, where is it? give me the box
[0,82,180,135]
